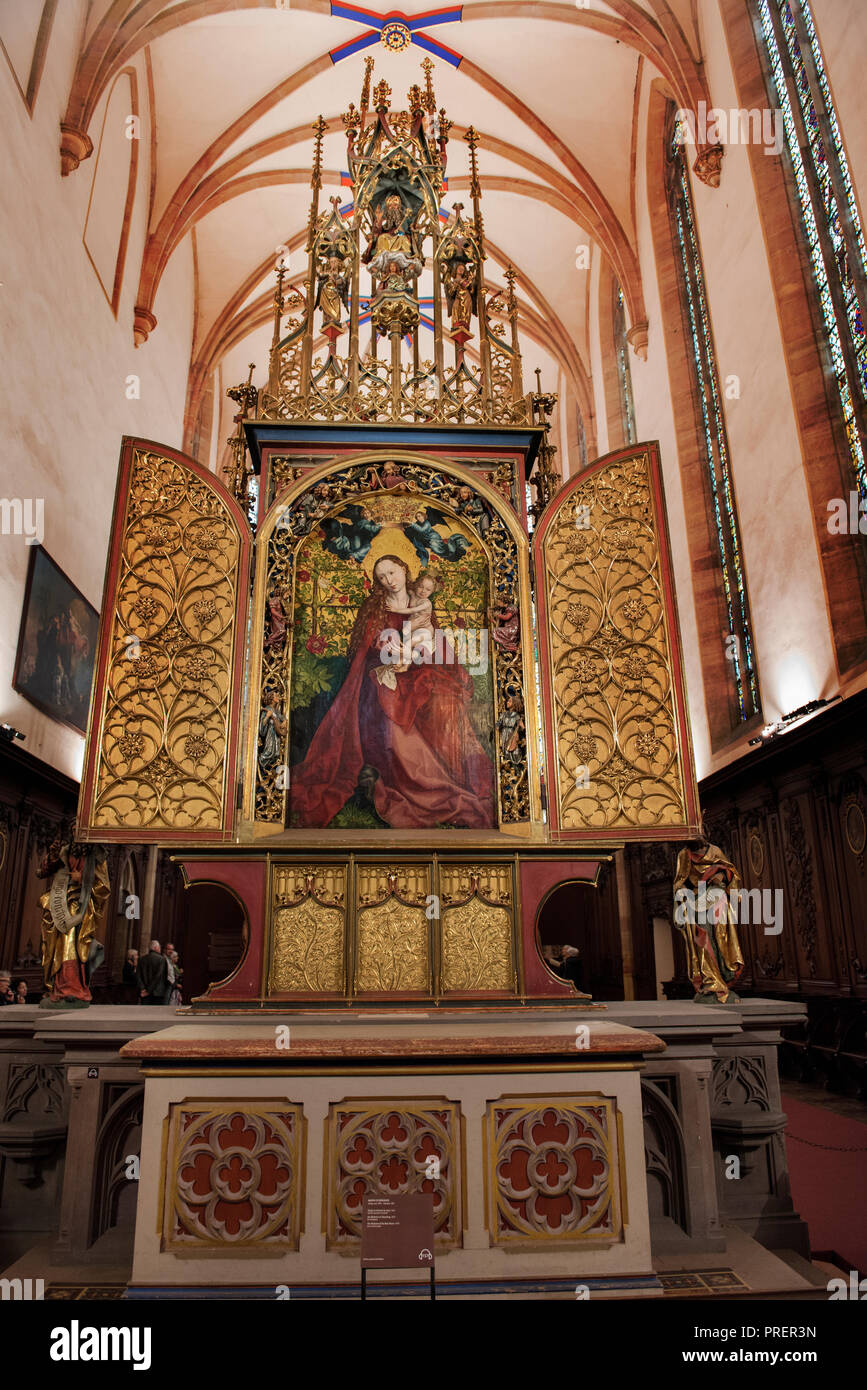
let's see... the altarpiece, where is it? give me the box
[71,61,703,1292]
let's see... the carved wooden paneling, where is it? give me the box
[78,439,251,842]
[534,443,700,842]
[696,691,867,1001]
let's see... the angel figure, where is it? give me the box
[321,504,382,563]
[258,689,287,774]
[264,586,289,650]
[491,602,520,653]
[403,507,469,565]
[497,694,524,766]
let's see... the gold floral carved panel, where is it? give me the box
[84,446,246,834]
[269,864,346,993]
[440,863,514,992]
[537,448,696,836]
[355,901,429,993]
[354,862,431,993]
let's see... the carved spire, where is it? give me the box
[310,114,327,194]
[464,126,485,254]
[373,78,392,113]
[421,56,436,112]
[465,125,481,200]
[360,54,374,118]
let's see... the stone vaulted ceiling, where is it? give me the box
[61,1,711,461]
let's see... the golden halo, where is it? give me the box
[361,527,422,582]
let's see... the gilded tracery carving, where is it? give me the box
[163,1103,302,1252]
[536,448,695,836]
[487,1099,622,1244]
[325,1101,461,1251]
[83,447,246,835]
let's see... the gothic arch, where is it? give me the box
[82,66,140,315]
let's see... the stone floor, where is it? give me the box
[1,1223,831,1300]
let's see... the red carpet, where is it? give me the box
[782,1092,867,1276]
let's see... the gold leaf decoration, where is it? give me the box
[355,901,429,992]
[540,451,688,832]
[89,449,243,831]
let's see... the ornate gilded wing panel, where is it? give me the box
[533,442,700,841]
[77,438,251,841]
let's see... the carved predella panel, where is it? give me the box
[324,1101,462,1252]
[355,862,431,993]
[269,863,347,993]
[486,1098,623,1245]
[162,1102,303,1253]
[78,440,250,841]
[533,443,700,841]
[440,863,514,992]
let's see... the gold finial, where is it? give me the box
[227,363,258,417]
[465,125,481,197]
[535,366,543,393]
[421,56,436,112]
[360,54,374,114]
[407,83,423,116]
[310,114,327,192]
[373,77,391,112]
[437,106,452,141]
[504,262,517,311]
[342,101,361,141]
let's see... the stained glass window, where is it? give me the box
[613,282,637,446]
[757,0,867,500]
[577,408,589,471]
[666,109,761,724]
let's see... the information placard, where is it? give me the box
[361,1194,435,1271]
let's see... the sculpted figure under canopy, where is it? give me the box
[289,554,495,829]
[363,194,424,287]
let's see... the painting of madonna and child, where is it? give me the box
[286,491,498,830]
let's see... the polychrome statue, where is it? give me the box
[38,836,110,1008]
[673,840,745,1003]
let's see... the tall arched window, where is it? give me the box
[613,282,636,446]
[666,107,761,726]
[756,0,867,502]
[576,407,589,471]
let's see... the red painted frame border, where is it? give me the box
[77,436,252,842]
[532,441,701,842]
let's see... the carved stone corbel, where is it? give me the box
[59,123,93,176]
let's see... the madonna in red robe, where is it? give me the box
[289,555,495,828]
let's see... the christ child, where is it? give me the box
[378,571,441,672]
